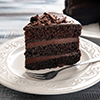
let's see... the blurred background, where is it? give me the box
[0,0,64,43]
[0,0,64,31]
[0,0,100,44]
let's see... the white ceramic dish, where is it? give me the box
[82,23,100,38]
[0,36,100,95]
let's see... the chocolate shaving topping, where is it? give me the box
[30,12,68,26]
[30,14,39,22]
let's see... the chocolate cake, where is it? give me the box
[63,0,100,25]
[23,12,82,70]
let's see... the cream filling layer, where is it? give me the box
[26,38,79,49]
[25,52,79,65]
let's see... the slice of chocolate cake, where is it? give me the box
[23,12,82,70]
[63,0,100,25]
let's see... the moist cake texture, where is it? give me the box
[23,12,82,70]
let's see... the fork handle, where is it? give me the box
[58,57,100,72]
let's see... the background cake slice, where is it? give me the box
[23,12,82,70]
[63,0,100,25]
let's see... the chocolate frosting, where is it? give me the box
[25,52,79,65]
[30,12,67,26]
[26,38,79,49]
[23,12,81,30]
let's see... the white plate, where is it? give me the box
[82,23,100,39]
[0,36,100,95]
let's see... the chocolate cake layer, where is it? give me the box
[24,24,81,42]
[25,42,79,58]
[25,51,81,70]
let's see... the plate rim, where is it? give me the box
[81,29,100,39]
[0,36,100,95]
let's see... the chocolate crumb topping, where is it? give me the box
[30,14,39,22]
[30,12,67,26]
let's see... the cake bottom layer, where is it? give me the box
[25,51,81,70]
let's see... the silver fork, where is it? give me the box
[26,57,100,80]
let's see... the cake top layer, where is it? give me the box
[30,12,67,26]
[24,12,80,30]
